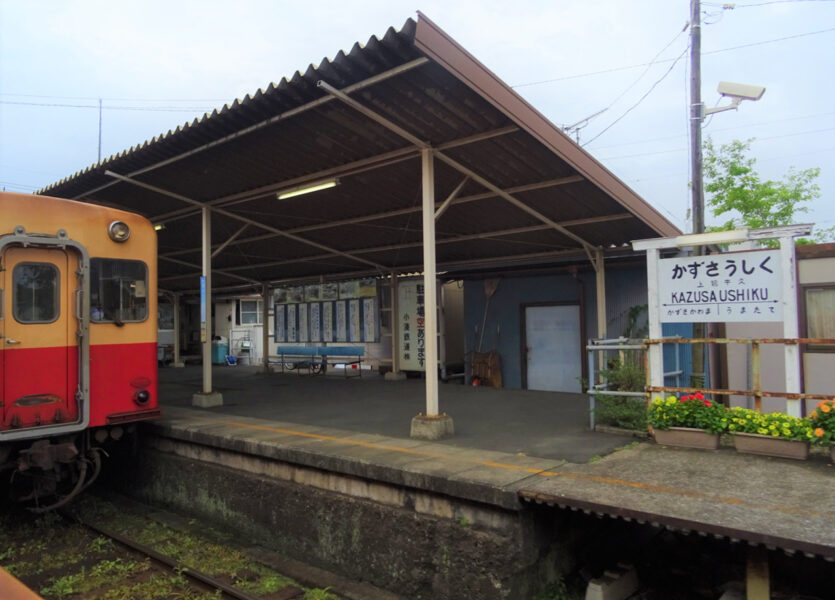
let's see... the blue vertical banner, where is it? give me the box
[200,276,207,342]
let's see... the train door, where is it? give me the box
[1,246,78,430]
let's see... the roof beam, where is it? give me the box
[159,176,600,260]
[104,171,386,272]
[68,57,431,202]
[434,151,597,254]
[159,255,260,285]
[161,216,625,281]
[152,125,520,226]
[316,80,429,149]
[316,77,597,254]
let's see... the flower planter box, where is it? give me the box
[653,427,719,450]
[732,433,810,460]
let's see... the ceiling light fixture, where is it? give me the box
[277,178,339,200]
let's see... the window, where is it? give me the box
[13,263,59,323]
[90,258,148,323]
[805,286,835,351]
[239,300,262,325]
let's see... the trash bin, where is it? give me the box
[211,337,228,364]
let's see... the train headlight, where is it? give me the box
[108,220,131,242]
[134,389,150,405]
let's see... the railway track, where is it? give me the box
[0,493,343,600]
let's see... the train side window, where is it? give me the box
[13,262,60,323]
[90,258,148,323]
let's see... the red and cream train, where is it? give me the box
[0,191,160,510]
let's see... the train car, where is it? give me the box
[0,191,159,511]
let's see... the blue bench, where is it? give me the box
[272,346,364,377]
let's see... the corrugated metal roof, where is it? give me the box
[38,14,679,293]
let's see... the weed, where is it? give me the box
[532,576,571,600]
[594,395,647,431]
[305,587,338,600]
[616,441,641,451]
[90,535,114,553]
[588,455,602,463]
[41,570,84,599]
[457,517,472,527]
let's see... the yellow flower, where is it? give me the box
[815,428,825,438]
[810,411,818,419]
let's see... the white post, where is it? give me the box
[595,249,607,341]
[646,248,664,391]
[193,206,222,406]
[422,149,439,416]
[172,292,184,367]
[594,249,607,386]
[262,282,271,373]
[202,206,212,393]
[780,236,801,417]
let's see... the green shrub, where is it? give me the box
[595,395,647,431]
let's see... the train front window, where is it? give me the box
[13,262,59,323]
[90,258,148,323]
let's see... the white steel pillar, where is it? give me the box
[779,236,801,417]
[594,248,607,386]
[262,282,272,373]
[646,248,664,390]
[422,149,439,416]
[410,149,453,439]
[172,292,184,368]
[193,206,223,406]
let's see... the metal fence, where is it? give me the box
[586,336,835,430]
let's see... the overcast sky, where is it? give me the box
[1,0,833,236]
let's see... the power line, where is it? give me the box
[0,100,214,112]
[586,110,835,151]
[709,0,835,7]
[582,45,691,146]
[0,92,228,103]
[511,27,834,88]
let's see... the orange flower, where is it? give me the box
[810,411,818,419]
[814,428,825,438]
[822,404,832,414]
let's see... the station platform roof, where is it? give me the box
[39,12,679,294]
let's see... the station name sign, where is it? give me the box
[658,249,782,323]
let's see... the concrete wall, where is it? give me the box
[121,433,582,600]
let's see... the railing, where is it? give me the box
[645,337,835,410]
[586,336,834,430]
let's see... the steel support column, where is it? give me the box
[262,283,272,373]
[193,206,222,407]
[172,292,184,368]
[422,149,440,416]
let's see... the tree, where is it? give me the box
[703,137,831,244]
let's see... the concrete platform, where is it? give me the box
[158,365,627,463]
[156,366,835,560]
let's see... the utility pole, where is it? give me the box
[690,0,704,237]
[689,0,706,387]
